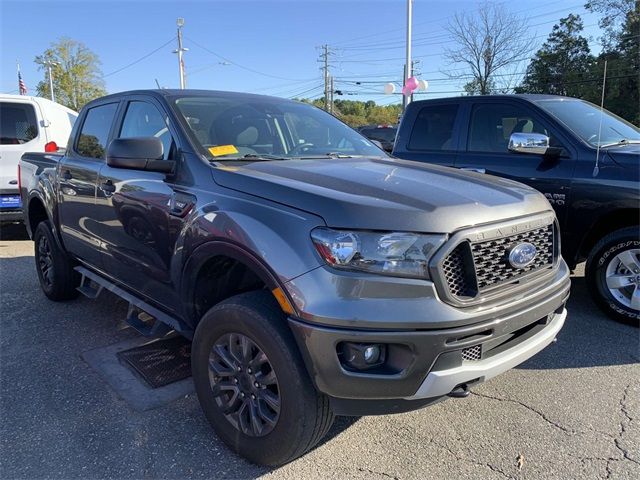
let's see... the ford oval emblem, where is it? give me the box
[508,242,537,269]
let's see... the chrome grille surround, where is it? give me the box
[430,212,559,308]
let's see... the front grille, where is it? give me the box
[442,222,555,301]
[461,344,482,361]
[472,223,554,291]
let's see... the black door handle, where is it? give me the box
[62,170,72,181]
[100,179,116,194]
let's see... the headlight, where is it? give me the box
[311,228,446,278]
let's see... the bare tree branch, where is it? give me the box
[443,1,535,94]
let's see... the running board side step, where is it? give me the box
[75,266,192,339]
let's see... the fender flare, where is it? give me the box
[26,191,66,252]
[179,240,298,327]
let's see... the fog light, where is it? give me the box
[338,342,386,371]
[364,345,381,364]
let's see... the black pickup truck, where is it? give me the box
[20,90,571,465]
[394,94,639,326]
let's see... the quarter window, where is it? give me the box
[119,101,174,160]
[408,104,458,151]
[468,103,550,153]
[0,102,38,145]
[76,103,118,159]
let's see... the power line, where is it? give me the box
[186,36,315,82]
[103,37,176,78]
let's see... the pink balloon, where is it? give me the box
[402,85,410,96]
[406,76,419,91]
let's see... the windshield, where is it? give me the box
[536,98,640,147]
[173,95,386,160]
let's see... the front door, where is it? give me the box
[58,101,119,268]
[95,97,186,312]
[456,101,575,225]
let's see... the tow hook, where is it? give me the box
[448,384,471,398]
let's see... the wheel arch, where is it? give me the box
[578,208,639,262]
[180,240,298,329]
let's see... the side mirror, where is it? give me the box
[508,132,550,155]
[106,137,174,173]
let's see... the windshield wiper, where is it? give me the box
[213,154,288,162]
[600,139,640,148]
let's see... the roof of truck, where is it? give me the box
[86,89,302,105]
[409,93,582,105]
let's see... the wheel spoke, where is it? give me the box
[258,389,280,413]
[210,379,238,397]
[606,274,633,290]
[240,335,252,362]
[208,357,235,377]
[248,400,263,435]
[213,344,237,370]
[255,369,277,386]
[237,399,252,435]
[631,286,640,311]
[617,250,640,273]
[228,334,244,364]
[257,399,278,426]
[249,351,268,370]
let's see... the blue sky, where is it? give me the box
[1,0,602,106]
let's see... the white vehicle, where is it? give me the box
[0,94,77,223]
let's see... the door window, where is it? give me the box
[407,104,458,151]
[0,102,38,145]
[76,103,118,158]
[468,103,550,153]
[119,101,174,160]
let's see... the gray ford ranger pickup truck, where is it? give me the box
[20,90,570,466]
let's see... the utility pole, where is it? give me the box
[403,0,414,111]
[174,18,188,89]
[318,44,334,112]
[42,60,58,102]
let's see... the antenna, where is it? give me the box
[155,78,162,89]
[593,59,607,177]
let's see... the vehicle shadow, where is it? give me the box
[517,274,639,370]
[0,223,29,240]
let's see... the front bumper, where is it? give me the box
[0,209,23,223]
[287,261,570,414]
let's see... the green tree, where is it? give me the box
[589,1,640,124]
[35,37,106,111]
[586,0,637,49]
[516,15,595,97]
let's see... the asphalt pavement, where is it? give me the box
[1,223,638,480]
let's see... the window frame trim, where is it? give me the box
[72,100,121,161]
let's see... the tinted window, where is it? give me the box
[536,99,639,147]
[360,128,397,143]
[174,95,383,159]
[0,102,38,145]
[119,101,174,160]
[468,103,550,153]
[76,103,118,158]
[408,104,458,151]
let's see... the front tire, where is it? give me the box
[191,290,334,466]
[586,226,640,327]
[33,220,80,301]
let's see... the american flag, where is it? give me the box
[18,70,27,95]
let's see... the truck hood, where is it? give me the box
[607,144,640,169]
[211,157,551,232]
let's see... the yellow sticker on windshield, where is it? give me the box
[208,145,239,157]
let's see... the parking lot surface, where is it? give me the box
[1,223,638,480]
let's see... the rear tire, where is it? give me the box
[586,226,640,327]
[33,220,80,301]
[191,290,334,466]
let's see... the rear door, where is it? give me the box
[58,101,119,267]
[0,100,44,208]
[455,100,575,224]
[393,101,462,166]
[95,96,185,312]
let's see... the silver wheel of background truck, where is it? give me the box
[191,290,334,466]
[586,226,640,327]
[33,221,80,301]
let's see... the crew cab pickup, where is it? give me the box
[394,94,639,326]
[20,90,570,465]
